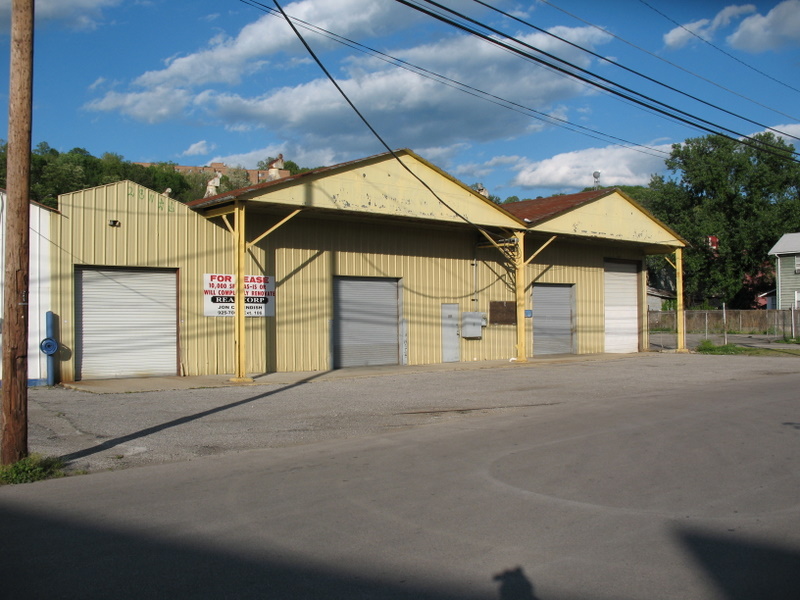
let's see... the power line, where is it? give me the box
[268,0,498,236]
[637,0,800,96]
[238,0,670,159]
[469,0,800,143]
[535,0,800,126]
[396,0,800,163]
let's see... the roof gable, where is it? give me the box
[504,189,685,252]
[190,150,524,230]
[769,232,800,255]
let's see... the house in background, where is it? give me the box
[769,232,800,309]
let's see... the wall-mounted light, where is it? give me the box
[108,219,120,227]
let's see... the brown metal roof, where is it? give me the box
[502,188,615,224]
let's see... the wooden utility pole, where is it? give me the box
[2,0,34,465]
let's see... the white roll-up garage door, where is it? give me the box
[77,268,178,379]
[604,261,639,353]
[533,284,574,355]
[333,277,399,368]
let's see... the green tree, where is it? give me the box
[220,166,251,192]
[648,133,800,308]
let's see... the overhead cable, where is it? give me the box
[637,0,800,96]
[470,0,799,142]
[239,0,669,159]
[396,0,800,162]
[537,0,800,124]
[268,0,498,236]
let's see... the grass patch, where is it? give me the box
[695,340,800,357]
[695,340,750,354]
[0,454,66,485]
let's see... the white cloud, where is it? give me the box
[132,0,416,90]
[0,0,120,31]
[762,123,800,144]
[151,23,610,155]
[181,140,215,156]
[85,86,193,123]
[86,0,613,153]
[663,4,756,49]
[727,0,800,52]
[452,155,523,180]
[513,144,671,191]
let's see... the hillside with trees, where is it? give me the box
[0,143,322,208]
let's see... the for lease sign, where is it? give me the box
[203,274,275,317]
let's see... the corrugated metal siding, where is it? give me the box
[51,181,653,378]
[52,181,263,381]
[524,239,645,355]
[264,217,517,371]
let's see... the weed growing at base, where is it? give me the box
[0,454,65,485]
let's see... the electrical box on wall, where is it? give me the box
[461,312,487,338]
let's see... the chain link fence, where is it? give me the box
[648,309,800,350]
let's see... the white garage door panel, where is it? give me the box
[604,262,639,353]
[78,269,178,379]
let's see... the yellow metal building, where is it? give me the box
[49,150,685,381]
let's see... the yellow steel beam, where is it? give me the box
[247,209,302,250]
[676,247,688,352]
[231,200,253,382]
[204,204,236,218]
[514,231,528,363]
[221,214,234,235]
[524,235,557,266]
[477,229,507,253]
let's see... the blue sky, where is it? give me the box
[1,0,800,200]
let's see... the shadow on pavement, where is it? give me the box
[59,373,326,465]
[0,503,486,600]
[676,526,800,600]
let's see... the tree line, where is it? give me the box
[0,142,316,207]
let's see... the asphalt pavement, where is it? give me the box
[2,352,799,599]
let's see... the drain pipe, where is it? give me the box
[39,311,59,386]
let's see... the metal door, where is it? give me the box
[604,261,639,353]
[533,284,574,355]
[333,277,400,368]
[441,303,460,362]
[76,268,178,379]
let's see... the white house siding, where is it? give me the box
[0,195,53,385]
[777,255,800,309]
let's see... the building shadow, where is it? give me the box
[0,504,486,600]
[676,526,800,600]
